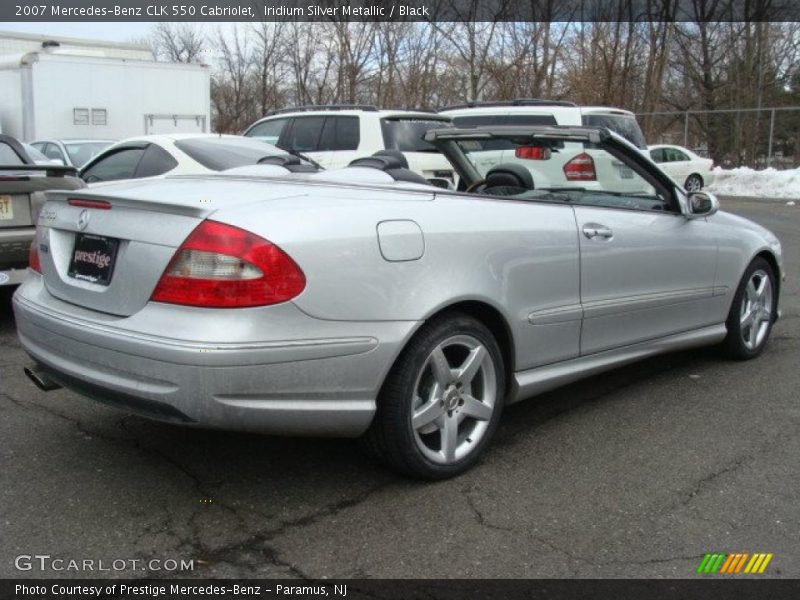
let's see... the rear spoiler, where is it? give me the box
[0,164,79,178]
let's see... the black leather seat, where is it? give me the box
[348,151,431,185]
[484,163,535,195]
[257,155,319,172]
[372,149,410,168]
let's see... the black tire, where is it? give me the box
[362,312,506,480]
[721,257,777,360]
[685,173,704,192]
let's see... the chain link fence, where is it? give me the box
[637,107,800,170]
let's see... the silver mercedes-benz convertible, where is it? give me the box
[13,125,783,479]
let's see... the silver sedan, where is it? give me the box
[13,126,783,479]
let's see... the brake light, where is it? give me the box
[151,220,305,308]
[68,199,111,210]
[29,240,41,274]
[515,146,551,160]
[563,153,596,181]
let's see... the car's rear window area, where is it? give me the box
[451,115,559,151]
[174,137,289,170]
[66,142,113,168]
[581,114,647,149]
[381,119,453,153]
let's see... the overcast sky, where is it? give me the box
[0,22,157,42]
[0,22,231,44]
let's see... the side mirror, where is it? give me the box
[50,158,65,166]
[686,191,719,218]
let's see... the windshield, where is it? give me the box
[456,135,670,211]
[174,137,296,171]
[581,114,647,149]
[65,142,114,167]
[381,118,452,153]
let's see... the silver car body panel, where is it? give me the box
[15,275,418,436]
[12,126,784,436]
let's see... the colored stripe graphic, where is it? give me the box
[745,554,760,573]
[758,554,773,573]
[734,553,749,573]
[710,554,726,573]
[719,554,737,574]
[697,554,712,573]
[697,552,772,574]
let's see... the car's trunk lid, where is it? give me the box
[36,177,309,316]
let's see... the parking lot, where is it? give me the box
[1,196,797,579]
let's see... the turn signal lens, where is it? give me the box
[151,220,306,308]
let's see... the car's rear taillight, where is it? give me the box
[563,153,596,181]
[151,220,306,308]
[29,240,41,274]
[515,146,551,160]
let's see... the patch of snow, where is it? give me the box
[708,166,800,199]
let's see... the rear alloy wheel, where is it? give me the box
[722,258,777,360]
[363,313,505,479]
[685,173,704,192]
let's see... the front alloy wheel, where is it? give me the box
[722,257,777,359]
[739,269,773,351]
[363,313,505,479]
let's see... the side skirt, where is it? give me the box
[509,324,727,404]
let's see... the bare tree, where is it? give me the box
[150,23,206,63]
[285,23,337,105]
[430,0,504,101]
[211,25,256,133]
[252,21,288,116]
[331,21,378,103]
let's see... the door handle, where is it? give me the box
[582,224,614,240]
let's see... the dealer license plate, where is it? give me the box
[67,233,119,286]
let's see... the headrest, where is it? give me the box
[371,149,409,169]
[486,163,535,190]
[348,150,432,186]
[348,155,407,171]
[257,154,318,173]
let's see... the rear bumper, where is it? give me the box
[13,276,419,436]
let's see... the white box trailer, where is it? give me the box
[0,51,210,142]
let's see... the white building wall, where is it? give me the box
[24,54,209,140]
[0,69,23,137]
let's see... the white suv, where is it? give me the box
[439,100,649,192]
[243,105,455,182]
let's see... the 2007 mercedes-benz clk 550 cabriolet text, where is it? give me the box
[13,126,784,479]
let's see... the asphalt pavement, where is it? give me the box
[1,196,798,579]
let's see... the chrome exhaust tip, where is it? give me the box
[23,366,62,392]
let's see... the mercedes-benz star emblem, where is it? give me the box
[77,209,90,231]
